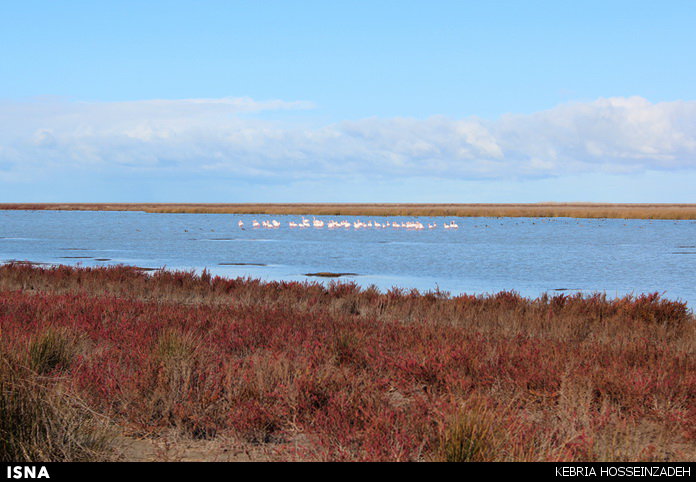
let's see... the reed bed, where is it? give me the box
[2,203,696,219]
[0,263,693,461]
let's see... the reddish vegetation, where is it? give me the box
[0,263,694,461]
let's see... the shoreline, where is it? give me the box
[3,260,692,310]
[0,263,693,461]
[2,202,696,219]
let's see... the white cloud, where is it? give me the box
[1,96,695,182]
[493,96,696,174]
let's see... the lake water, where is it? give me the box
[1,210,695,307]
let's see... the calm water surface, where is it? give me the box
[1,210,695,307]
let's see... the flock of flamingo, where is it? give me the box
[237,217,459,230]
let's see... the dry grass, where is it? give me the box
[437,399,509,462]
[0,348,114,462]
[3,202,696,219]
[0,263,694,461]
[28,327,83,375]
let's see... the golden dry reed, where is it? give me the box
[2,203,696,219]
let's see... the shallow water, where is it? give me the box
[1,210,695,307]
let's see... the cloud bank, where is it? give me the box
[1,96,695,182]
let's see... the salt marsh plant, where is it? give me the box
[0,263,693,461]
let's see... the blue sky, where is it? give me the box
[1,0,695,202]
